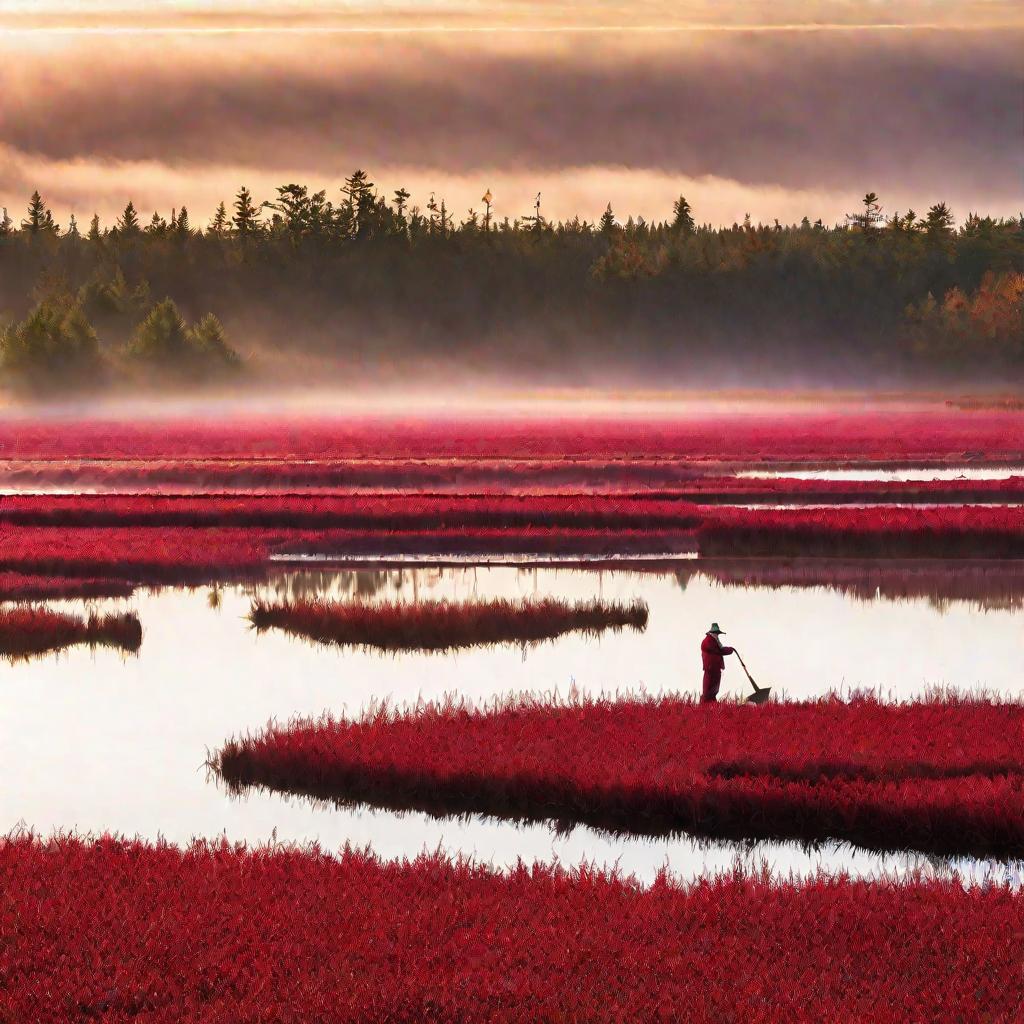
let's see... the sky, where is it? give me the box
[0,2,1020,229]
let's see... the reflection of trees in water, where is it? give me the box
[263,567,469,604]
[265,569,391,603]
[688,559,1024,613]
[674,567,700,593]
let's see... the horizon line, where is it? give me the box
[2,21,1021,36]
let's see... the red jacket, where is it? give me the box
[701,633,734,671]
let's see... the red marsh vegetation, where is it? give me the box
[2,409,1022,462]
[0,526,695,584]
[0,572,135,602]
[0,608,142,660]
[0,494,705,531]
[698,506,1024,558]
[2,833,1020,1023]
[0,506,1020,584]
[249,596,648,652]
[215,694,1024,858]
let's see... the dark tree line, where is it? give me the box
[0,178,1022,394]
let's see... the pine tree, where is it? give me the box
[393,188,411,220]
[117,201,141,235]
[341,170,374,236]
[175,207,192,237]
[924,202,954,240]
[189,313,241,370]
[66,213,80,238]
[232,187,260,237]
[209,202,229,237]
[0,298,104,391]
[125,299,191,365]
[671,196,695,235]
[599,204,617,234]
[88,214,102,242]
[0,208,12,238]
[269,185,310,238]
[22,191,56,235]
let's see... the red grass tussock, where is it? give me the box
[0,608,142,660]
[250,597,648,652]
[2,834,1021,1023]
[0,572,134,602]
[216,695,1024,859]
[698,506,1024,558]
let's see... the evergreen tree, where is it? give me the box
[341,170,374,237]
[189,313,241,370]
[232,187,260,236]
[174,207,192,237]
[0,297,104,391]
[672,196,695,235]
[126,300,241,378]
[924,202,955,240]
[117,201,141,235]
[0,208,14,238]
[87,214,102,242]
[66,213,80,239]
[209,201,229,237]
[125,299,191,365]
[269,185,310,237]
[599,204,617,234]
[22,191,56,235]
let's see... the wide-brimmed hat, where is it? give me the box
[707,622,726,635]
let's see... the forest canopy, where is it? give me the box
[0,179,1021,395]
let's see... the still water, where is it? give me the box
[739,466,1024,481]
[4,562,1024,886]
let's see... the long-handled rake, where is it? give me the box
[734,650,772,704]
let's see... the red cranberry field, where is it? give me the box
[2,833,1021,1024]
[5,405,1024,1019]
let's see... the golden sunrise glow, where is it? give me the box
[1,4,1020,228]
[2,0,1021,32]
